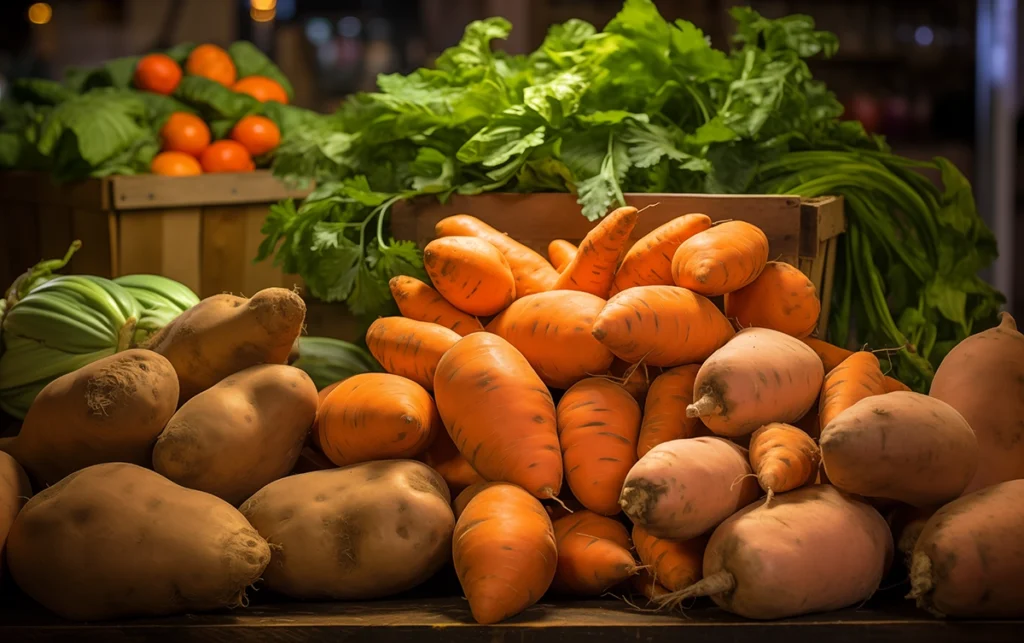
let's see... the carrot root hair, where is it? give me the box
[686,393,721,418]
[729,472,757,491]
[656,571,737,611]
[764,487,775,506]
[544,488,572,513]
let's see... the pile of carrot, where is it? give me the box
[300,207,1019,624]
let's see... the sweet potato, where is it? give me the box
[619,437,760,540]
[419,428,485,496]
[552,510,638,595]
[687,328,824,437]
[2,350,179,487]
[908,479,1024,617]
[662,485,892,619]
[929,313,1024,493]
[7,463,270,620]
[0,452,31,579]
[365,317,461,391]
[146,287,305,403]
[240,460,454,600]
[423,236,516,316]
[820,392,978,506]
[153,364,317,506]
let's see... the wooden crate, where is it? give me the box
[0,171,310,298]
[392,193,845,337]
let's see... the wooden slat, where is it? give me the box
[70,210,113,277]
[200,206,247,297]
[35,205,74,261]
[241,205,303,295]
[1,203,40,288]
[0,172,107,209]
[800,196,846,257]
[817,236,840,339]
[159,209,202,294]
[392,193,804,258]
[110,172,311,211]
[115,209,202,294]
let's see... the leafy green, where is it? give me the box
[228,41,295,100]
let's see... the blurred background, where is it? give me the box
[0,0,1018,310]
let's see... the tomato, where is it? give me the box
[160,112,211,158]
[185,44,237,87]
[230,115,281,156]
[200,140,256,173]
[232,76,289,104]
[133,54,182,95]
[151,151,203,176]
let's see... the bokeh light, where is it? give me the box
[28,2,52,25]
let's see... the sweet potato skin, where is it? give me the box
[146,287,305,403]
[929,313,1024,494]
[2,350,179,487]
[700,485,892,619]
[619,437,760,540]
[240,460,454,600]
[0,452,31,579]
[153,364,317,506]
[820,392,978,507]
[909,479,1024,617]
[6,463,270,621]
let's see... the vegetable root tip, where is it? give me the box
[686,393,720,419]
[998,311,1017,331]
[542,488,571,512]
[655,572,736,611]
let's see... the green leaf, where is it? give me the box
[228,41,295,100]
[308,223,363,301]
[409,147,454,193]
[174,75,259,121]
[11,79,75,106]
[163,42,196,64]
[523,70,587,126]
[575,132,630,221]
[457,107,546,167]
[622,122,710,171]
[435,17,512,71]
[37,90,148,170]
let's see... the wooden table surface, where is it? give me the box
[1,594,1019,643]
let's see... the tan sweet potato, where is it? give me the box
[1,350,179,487]
[7,463,270,620]
[820,392,978,506]
[619,437,760,540]
[153,364,317,506]
[929,313,1024,493]
[240,460,454,600]
[0,452,31,579]
[908,479,1024,617]
[146,287,305,403]
[664,485,892,619]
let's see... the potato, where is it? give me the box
[7,463,269,620]
[239,460,454,600]
[153,364,317,506]
[909,479,1024,617]
[1,350,178,487]
[619,437,760,540]
[678,485,892,619]
[820,392,978,506]
[146,287,305,403]
[929,312,1024,493]
[0,451,31,579]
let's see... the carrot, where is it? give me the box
[423,236,516,316]
[631,570,673,602]
[309,381,341,452]
[610,213,712,296]
[435,215,558,296]
[592,285,735,367]
[554,206,639,297]
[419,429,485,497]
[389,276,484,336]
[748,423,821,502]
[638,365,710,458]
[883,376,911,393]
[608,359,661,404]
[632,525,707,592]
[552,510,638,596]
[548,240,577,272]
[801,337,853,372]
[433,333,562,499]
[318,373,439,467]
[557,378,640,515]
[487,291,614,389]
[818,351,887,432]
[725,261,820,338]
[365,317,460,391]
[453,483,557,624]
[452,482,499,519]
[671,221,769,296]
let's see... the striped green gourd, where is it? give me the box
[290,336,381,391]
[113,274,200,346]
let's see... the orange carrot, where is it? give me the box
[748,422,821,502]
[423,236,515,316]
[803,337,908,394]
[548,240,577,272]
[309,381,341,452]
[420,429,485,497]
[433,333,562,499]
[725,261,820,338]
[557,378,640,515]
[883,376,911,393]
[610,213,712,296]
[365,317,460,391]
[487,291,614,389]
[435,215,558,296]
[452,481,499,519]
[552,511,638,596]
[632,525,707,591]
[638,365,710,458]
[453,483,557,624]
[318,373,438,467]
[554,206,639,297]
[818,351,887,432]
[592,285,735,367]
[389,276,484,336]
[671,221,769,296]
[608,359,662,404]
